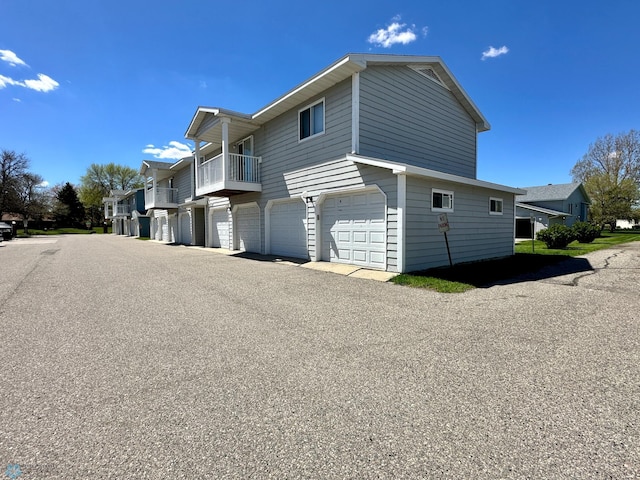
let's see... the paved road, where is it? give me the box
[0,235,638,479]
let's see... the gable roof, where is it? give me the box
[517,183,591,204]
[185,53,490,143]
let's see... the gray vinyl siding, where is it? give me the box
[253,78,353,200]
[359,65,477,178]
[405,176,515,272]
[173,165,192,203]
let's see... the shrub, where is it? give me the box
[536,224,575,249]
[572,221,599,243]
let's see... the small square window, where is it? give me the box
[299,99,325,141]
[490,197,503,215]
[432,189,454,212]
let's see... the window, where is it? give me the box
[299,99,324,141]
[432,189,454,212]
[489,197,503,215]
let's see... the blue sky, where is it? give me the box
[1,0,639,189]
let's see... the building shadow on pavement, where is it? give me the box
[410,254,595,289]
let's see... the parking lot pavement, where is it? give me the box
[0,234,638,479]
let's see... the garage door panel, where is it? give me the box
[236,205,260,253]
[269,200,308,259]
[370,231,386,244]
[210,208,230,248]
[321,190,386,269]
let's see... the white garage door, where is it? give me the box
[210,208,230,248]
[236,204,261,253]
[180,212,191,245]
[321,190,386,269]
[269,199,308,259]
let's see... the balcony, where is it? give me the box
[196,153,262,197]
[114,205,130,216]
[145,187,179,210]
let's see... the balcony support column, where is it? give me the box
[194,140,201,197]
[220,117,231,184]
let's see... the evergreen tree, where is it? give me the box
[54,182,86,228]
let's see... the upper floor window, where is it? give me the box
[489,197,503,215]
[299,98,325,141]
[432,189,454,212]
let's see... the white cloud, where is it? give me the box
[481,45,509,60]
[367,16,424,48]
[38,180,50,188]
[23,73,59,92]
[0,49,28,67]
[143,141,193,160]
[0,73,59,92]
[0,74,21,89]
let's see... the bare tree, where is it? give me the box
[571,130,640,229]
[0,149,29,219]
[14,173,48,233]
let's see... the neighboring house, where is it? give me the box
[515,183,591,238]
[102,188,150,237]
[182,53,524,273]
[140,157,206,245]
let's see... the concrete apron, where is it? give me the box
[178,244,397,282]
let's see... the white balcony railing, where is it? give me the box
[197,153,261,195]
[145,187,179,208]
[114,204,130,216]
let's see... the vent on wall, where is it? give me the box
[410,65,448,89]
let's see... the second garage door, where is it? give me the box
[321,189,386,269]
[235,204,261,253]
[210,208,230,248]
[269,199,308,259]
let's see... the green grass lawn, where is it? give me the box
[17,226,111,236]
[392,230,640,293]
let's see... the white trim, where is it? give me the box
[265,196,308,256]
[235,134,254,154]
[397,174,406,273]
[351,72,360,154]
[432,188,454,213]
[298,97,325,143]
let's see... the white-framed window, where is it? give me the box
[299,98,325,141]
[489,197,503,215]
[432,188,454,212]
[236,135,253,156]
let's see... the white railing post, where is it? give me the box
[194,140,200,196]
[221,117,230,184]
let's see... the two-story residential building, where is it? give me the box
[140,157,206,245]
[184,53,524,273]
[515,182,591,238]
[102,188,150,237]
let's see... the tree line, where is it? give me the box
[0,149,142,232]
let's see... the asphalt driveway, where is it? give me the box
[0,235,638,479]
